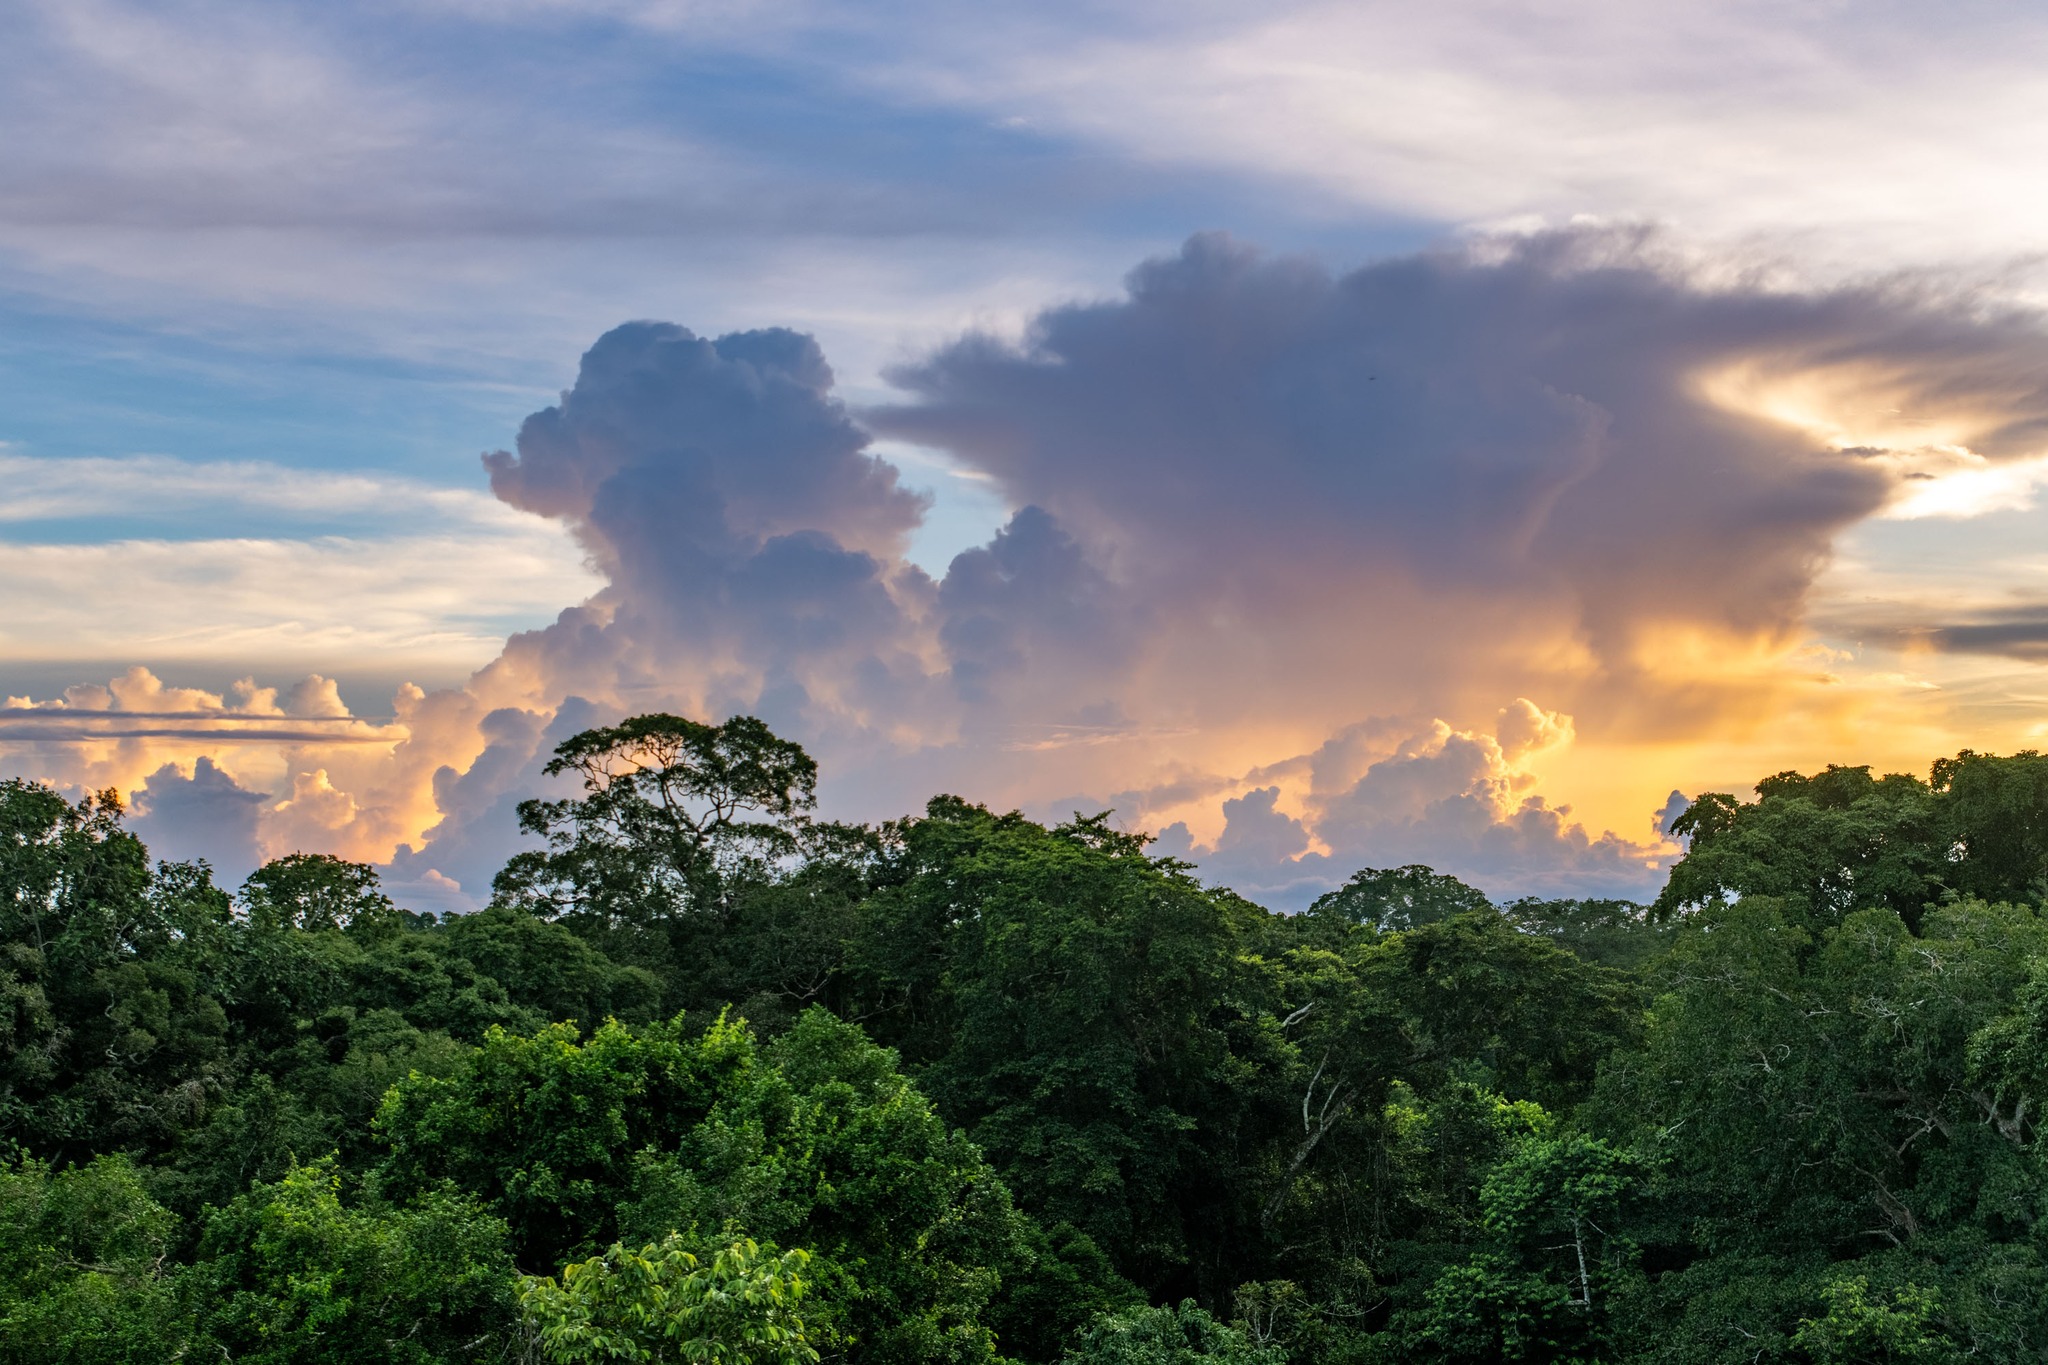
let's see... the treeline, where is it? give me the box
[6,718,2048,1362]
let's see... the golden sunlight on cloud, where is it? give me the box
[0,455,602,678]
[1695,352,2048,523]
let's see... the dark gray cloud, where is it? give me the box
[936,505,1133,705]
[479,321,936,734]
[875,229,2048,682]
[1876,612,2048,663]
[132,757,267,885]
[486,322,925,567]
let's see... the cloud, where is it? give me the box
[1862,611,2048,664]
[473,321,942,740]
[917,0,2048,270]
[878,229,2048,730]
[485,322,927,565]
[0,455,600,677]
[11,228,2048,908]
[936,505,1130,706]
[1164,706,1670,907]
[131,756,268,884]
[1653,790,1691,839]
[0,452,505,524]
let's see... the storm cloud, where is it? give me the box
[14,227,2048,907]
[878,230,2048,697]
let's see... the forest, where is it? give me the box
[7,713,2048,1363]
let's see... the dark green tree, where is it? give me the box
[0,1154,195,1365]
[1656,766,1948,928]
[1499,896,1673,971]
[0,781,233,1162]
[1589,897,2048,1360]
[376,1006,1047,1364]
[241,853,405,934]
[190,1158,518,1364]
[494,714,819,929]
[1933,749,2048,904]
[851,800,1284,1302]
[1307,866,1494,934]
[1059,1300,1282,1364]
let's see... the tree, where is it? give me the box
[240,853,404,934]
[431,903,662,1029]
[0,781,233,1163]
[494,715,819,928]
[521,1235,819,1365]
[374,1013,737,1268]
[854,800,1283,1300]
[1058,1301,1281,1365]
[1587,897,2048,1360]
[0,1154,194,1365]
[1932,749,2048,904]
[1498,896,1672,971]
[376,1007,1037,1364]
[190,1158,518,1365]
[1792,1277,1956,1364]
[1656,767,1947,928]
[1307,866,1494,934]
[1478,1132,1643,1313]
[1255,911,1638,1297]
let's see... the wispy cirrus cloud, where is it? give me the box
[889,0,2048,271]
[0,450,525,524]
[0,452,599,677]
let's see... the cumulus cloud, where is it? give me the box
[1156,701,1667,906]
[878,230,2048,710]
[131,756,267,884]
[472,322,939,734]
[11,228,2048,908]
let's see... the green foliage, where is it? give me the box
[1657,767,1946,927]
[1931,750,2048,903]
[521,1234,818,1365]
[1059,1301,1283,1365]
[1308,865,1494,933]
[374,1012,737,1267]
[0,1154,194,1364]
[0,780,232,1162]
[1362,1124,1645,1363]
[1585,897,2048,1360]
[1393,1253,1589,1364]
[1499,896,1674,971]
[15,723,2048,1365]
[190,1157,518,1364]
[1792,1276,1955,1364]
[1658,752,2048,928]
[378,1005,1035,1363]
[851,800,1281,1298]
[494,714,820,928]
[1478,1132,1643,1308]
[243,853,406,934]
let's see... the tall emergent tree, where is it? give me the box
[494,714,819,927]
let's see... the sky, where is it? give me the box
[5,0,2048,911]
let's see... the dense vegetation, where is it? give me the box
[8,717,2048,1362]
